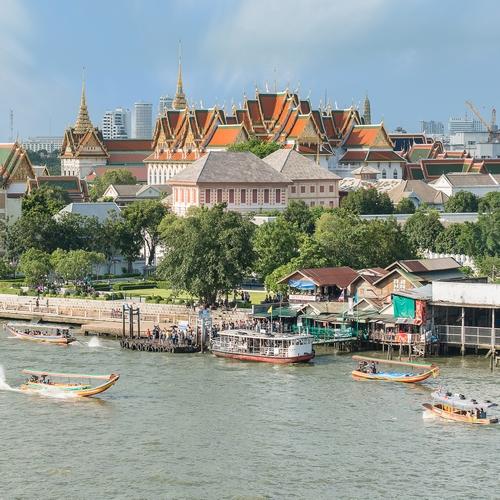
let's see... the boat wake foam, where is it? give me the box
[422,410,436,420]
[0,365,21,392]
[88,337,103,348]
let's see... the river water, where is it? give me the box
[1,329,499,499]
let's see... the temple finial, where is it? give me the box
[172,40,187,110]
[74,67,93,133]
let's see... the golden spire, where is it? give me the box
[172,40,187,110]
[74,68,93,133]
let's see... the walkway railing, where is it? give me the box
[435,324,500,347]
[292,325,357,340]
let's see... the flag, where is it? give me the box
[267,306,273,314]
[338,289,345,302]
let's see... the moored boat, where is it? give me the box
[423,391,498,425]
[19,370,120,397]
[5,323,76,345]
[351,355,439,383]
[211,329,315,364]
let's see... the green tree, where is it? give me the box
[403,207,444,252]
[253,218,300,278]
[341,187,394,214]
[26,149,61,175]
[435,223,481,255]
[476,255,500,281]
[22,185,71,216]
[227,139,280,158]
[281,200,316,235]
[477,209,500,257]
[444,191,479,213]
[122,200,168,267]
[395,197,416,214]
[157,205,255,304]
[89,169,137,201]
[18,248,52,287]
[51,249,105,285]
[478,191,500,213]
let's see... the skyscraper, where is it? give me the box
[132,102,153,139]
[420,120,444,135]
[158,95,174,116]
[102,107,131,139]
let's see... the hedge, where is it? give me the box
[112,281,157,291]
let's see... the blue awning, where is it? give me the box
[288,279,315,290]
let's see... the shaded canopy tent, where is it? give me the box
[252,306,298,319]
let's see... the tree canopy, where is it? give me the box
[227,139,281,158]
[22,185,71,216]
[395,197,416,214]
[18,248,52,287]
[281,200,316,235]
[478,191,500,213]
[89,169,137,201]
[157,205,255,304]
[51,249,105,285]
[403,207,444,252]
[341,187,394,214]
[122,200,168,266]
[444,191,479,213]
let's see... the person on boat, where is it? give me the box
[370,361,377,374]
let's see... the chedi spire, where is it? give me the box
[74,70,94,133]
[172,41,187,110]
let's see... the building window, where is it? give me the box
[310,201,315,207]
[320,201,324,205]
[264,189,269,204]
[229,189,234,204]
[319,185,324,193]
[393,169,398,179]
[241,189,246,204]
[252,189,258,204]
[291,186,296,194]
[329,185,334,192]
[276,189,281,204]
[205,189,211,203]
[382,169,387,179]
[393,278,406,291]
[217,189,223,203]
[329,201,334,207]
[300,185,306,194]
[310,185,315,193]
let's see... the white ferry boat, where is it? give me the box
[211,329,315,364]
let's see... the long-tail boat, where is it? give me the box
[5,323,76,345]
[423,391,498,425]
[351,355,439,383]
[19,370,119,397]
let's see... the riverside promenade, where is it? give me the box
[0,294,249,338]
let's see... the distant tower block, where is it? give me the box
[363,94,371,125]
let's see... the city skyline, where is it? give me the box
[2,0,500,141]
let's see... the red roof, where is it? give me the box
[339,150,367,162]
[108,153,151,164]
[104,139,152,151]
[344,125,385,147]
[365,150,405,162]
[207,125,245,147]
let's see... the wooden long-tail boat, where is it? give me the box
[5,323,76,345]
[19,370,119,397]
[351,355,439,383]
[423,391,498,425]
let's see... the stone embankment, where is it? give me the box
[0,294,250,337]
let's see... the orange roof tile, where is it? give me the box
[207,125,246,147]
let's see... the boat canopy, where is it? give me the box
[22,369,113,380]
[431,391,497,411]
[352,355,437,371]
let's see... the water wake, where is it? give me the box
[0,365,20,392]
[422,410,436,420]
[88,337,102,348]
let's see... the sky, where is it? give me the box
[1,0,500,141]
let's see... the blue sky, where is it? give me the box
[1,0,500,140]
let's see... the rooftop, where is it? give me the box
[57,202,120,222]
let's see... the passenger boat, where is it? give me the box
[211,329,315,364]
[423,391,498,425]
[5,323,76,345]
[351,355,439,383]
[19,370,120,397]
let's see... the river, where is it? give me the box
[1,329,499,499]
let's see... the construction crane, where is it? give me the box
[465,100,499,142]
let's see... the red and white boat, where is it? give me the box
[211,329,315,364]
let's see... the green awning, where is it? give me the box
[252,306,298,318]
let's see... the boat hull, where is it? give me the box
[212,350,315,364]
[352,369,435,383]
[6,325,75,345]
[422,403,498,425]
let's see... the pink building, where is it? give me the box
[167,151,291,215]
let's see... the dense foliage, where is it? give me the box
[227,139,281,158]
[444,191,479,213]
[89,169,137,201]
[22,185,71,216]
[341,187,394,214]
[26,149,61,176]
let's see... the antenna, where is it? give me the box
[9,109,14,142]
[273,67,277,92]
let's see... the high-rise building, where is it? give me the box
[132,102,153,139]
[102,108,131,139]
[23,136,63,153]
[449,116,484,134]
[420,120,444,135]
[158,96,174,116]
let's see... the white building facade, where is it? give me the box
[133,102,153,139]
[23,136,63,153]
[102,108,131,140]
